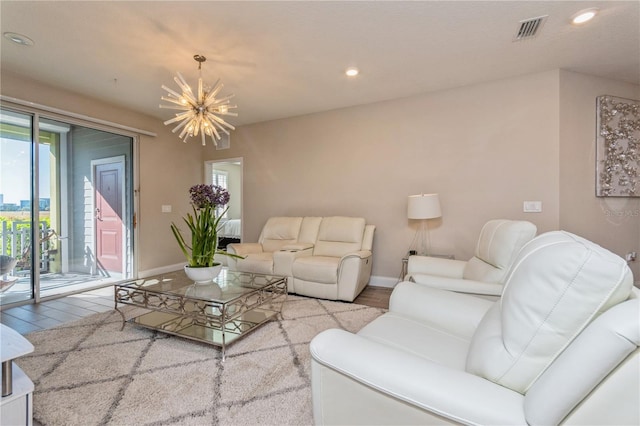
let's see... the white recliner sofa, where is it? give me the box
[406,219,537,299]
[228,216,375,302]
[288,216,375,302]
[311,231,638,425]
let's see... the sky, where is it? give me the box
[0,138,51,205]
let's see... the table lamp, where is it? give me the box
[408,193,442,256]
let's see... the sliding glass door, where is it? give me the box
[0,110,34,303]
[0,107,135,306]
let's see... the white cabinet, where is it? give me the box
[1,364,33,425]
[1,324,34,426]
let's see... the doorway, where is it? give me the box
[93,156,125,275]
[205,158,243,257]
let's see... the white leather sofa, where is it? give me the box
[311,231,638,425]
[227,216,375,302]
[406,219,537,299]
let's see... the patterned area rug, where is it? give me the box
[20,296,384,425]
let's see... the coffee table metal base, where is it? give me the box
[114,271,287,361]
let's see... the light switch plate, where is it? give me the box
[161,205,172,213]
[523,201,542,213]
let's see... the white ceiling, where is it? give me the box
[1,1,638,126]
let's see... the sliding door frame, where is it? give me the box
[0,100,143,306]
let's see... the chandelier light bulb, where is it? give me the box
[160,54,238,146]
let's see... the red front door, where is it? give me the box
[95,161,124,273]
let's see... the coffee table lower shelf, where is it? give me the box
[128,308,278,359]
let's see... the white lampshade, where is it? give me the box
[408,194,442,219]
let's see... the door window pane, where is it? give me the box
[40,119,134,298]
[0,109,34,303]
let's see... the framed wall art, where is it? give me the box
[595,95,639,197]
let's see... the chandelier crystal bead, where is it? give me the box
[160,55,237,146]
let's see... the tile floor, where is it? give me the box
[0,285,393,335]
[0,287,115,335]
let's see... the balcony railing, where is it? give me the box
[0,221,53,274]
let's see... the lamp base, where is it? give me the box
[409,220,432,257]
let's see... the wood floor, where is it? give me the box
[1,284,394,335]
[354,285,393,309]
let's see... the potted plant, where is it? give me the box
[171,184,241,283]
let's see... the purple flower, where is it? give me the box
[211,185,230,206]
[189,184,230,209]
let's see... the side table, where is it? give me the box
[1,324,34,426]
[400,253,455,280]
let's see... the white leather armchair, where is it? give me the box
[311,231,638,425]
[406,219,537,299]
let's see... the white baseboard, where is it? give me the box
[368,275,400,289]
[138,263,183,278]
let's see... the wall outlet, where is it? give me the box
[523,201,542,213]
[161,205,172,213]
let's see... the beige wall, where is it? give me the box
[5,68,637,284]
[559,70,640,281]
[1,71,203,273]
[207,71,562,282]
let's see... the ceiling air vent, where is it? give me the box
[514,15,548,41]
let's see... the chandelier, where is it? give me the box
[160,54,237,146]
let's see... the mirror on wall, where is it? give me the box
[205,158,242,255]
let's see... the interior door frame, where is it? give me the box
[91,155,126,276]
[204,157,243,241]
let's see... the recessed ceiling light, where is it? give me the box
[345,67,359,77]
[571,8,598,25]
[3,32,34,46]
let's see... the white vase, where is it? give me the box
[184,264,222,285]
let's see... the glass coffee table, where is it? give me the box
[114,269,287,360]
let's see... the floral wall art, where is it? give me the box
[596,95,639,197]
